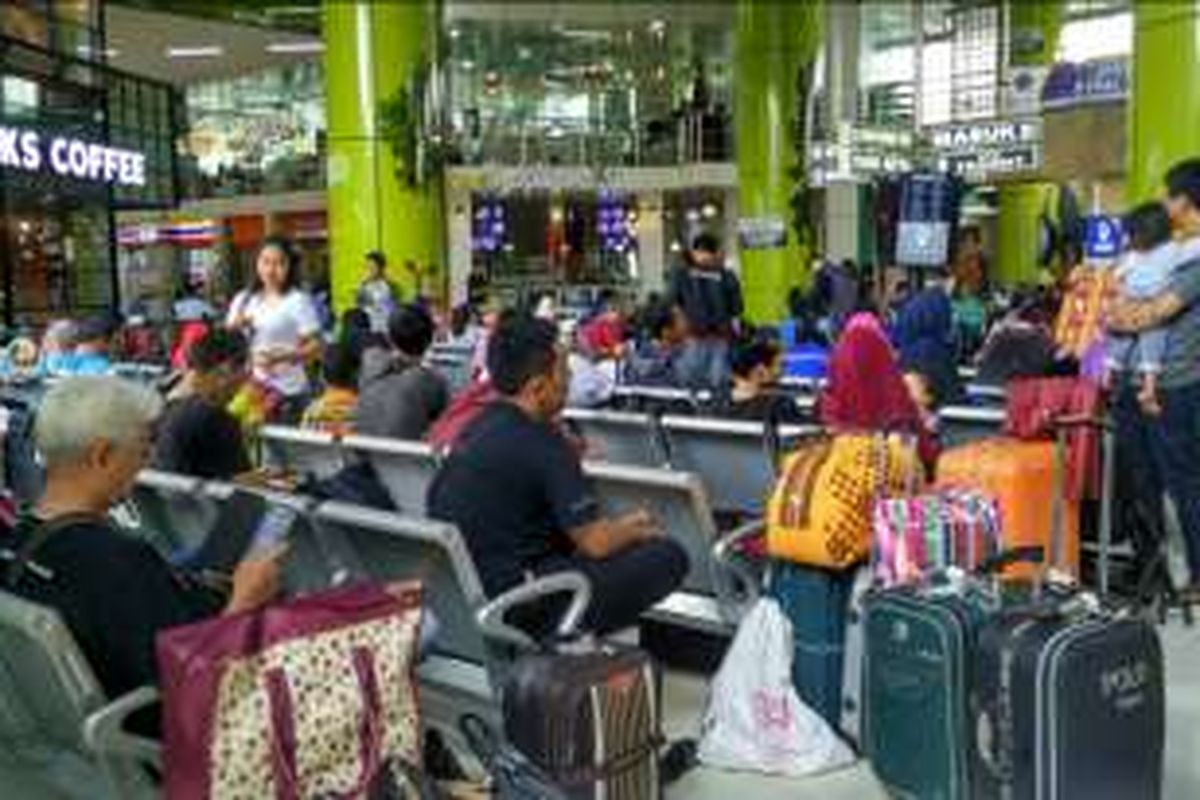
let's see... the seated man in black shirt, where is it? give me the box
[722,336,808,423]
[428,311,688,636]
[153,328,251,479]
[2,376,280,717]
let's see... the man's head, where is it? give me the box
[1164,159,1200,230]
[388,303,435,359]
[487,310,567,419]
[1123,201,1173,253]
[36,376,162,508]
[186,328,249,406]
[73,317,114,356]
[365,251,387,280]
[731,337,781,390]
[690,232,723,269]
[322,341,360,390]
[645,301,688,346]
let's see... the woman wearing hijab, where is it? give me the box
[891,287,963,409]
[820,312,940,472]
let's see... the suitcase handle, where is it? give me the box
[975,545,1044,577]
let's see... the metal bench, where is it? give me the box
[0,591,159,799]
[342,433,440,515]
[259,425,345,479]
[584,461,736,633]
[660,415,821,515]
[563,408,667,467]
[307,502,591,739]
[938,405,1006,448]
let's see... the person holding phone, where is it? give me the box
[227,236,322,423]
[1,377,283,730]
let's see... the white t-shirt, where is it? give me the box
[228,289,321,396]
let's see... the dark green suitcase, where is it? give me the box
[862,584,992,800]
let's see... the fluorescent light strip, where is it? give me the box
[266,41,324,54]
[166,46,224,58]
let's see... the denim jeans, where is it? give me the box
[1117,379,1200,583]
[678,338,731,391]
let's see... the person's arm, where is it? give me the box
[1109,258,1200,333]
[725,269,744,320]
[568,509,660,559]
[540,429,662,559]
[1107,292,1186,333]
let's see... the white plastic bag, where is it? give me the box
[698,598,856,777]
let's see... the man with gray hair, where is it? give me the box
[1,376,280,718]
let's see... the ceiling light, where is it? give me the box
[518,46,532,60]
[266,41,324,54]
[77,45,119,59]
[649,20,667,35]
[449,28,461,39]
[166,46,224,58]
[460,60,475,71]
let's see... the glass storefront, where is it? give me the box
[0,15,178,328]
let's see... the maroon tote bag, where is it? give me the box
[157,582,423,799]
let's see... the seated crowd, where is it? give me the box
[4,157,1200,750]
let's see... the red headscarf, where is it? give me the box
[819,313,938,467]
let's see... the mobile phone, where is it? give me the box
[249,506,297,556]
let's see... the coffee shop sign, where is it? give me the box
[0,125,146,187]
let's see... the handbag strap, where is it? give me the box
[265,645,386,800]
[3,512,107,589]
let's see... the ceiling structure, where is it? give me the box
[103,4,321,85]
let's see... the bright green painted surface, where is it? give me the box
[734,1,821,323]
[324,0,443,311]
[1009,0,1064,67]
[995,182,1054,287]
[1128,2,1200,204]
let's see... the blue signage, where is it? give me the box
[1043,58,1128,109]
[1084,215,1123,260]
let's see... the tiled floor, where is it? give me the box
[664,616,1200,799]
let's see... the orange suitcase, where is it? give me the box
[935,438,1079,579]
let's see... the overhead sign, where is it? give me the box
[0,124,146,187]
[1084,215,1123,260]
[738,216,787,250]
[1043,58,1128,110]
[930,119,1041,179]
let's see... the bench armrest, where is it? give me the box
[476,571,592,650]
[711,518,766,623]
[82,685,163,768]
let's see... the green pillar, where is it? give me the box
[993,0,1062,288]
[734,1,821,323]
[324,0,444,311]
[995,182,1055,286]
[1129,3,1200,203]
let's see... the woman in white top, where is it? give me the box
[226,237,322,420]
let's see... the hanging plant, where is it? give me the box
[378,59,446,189]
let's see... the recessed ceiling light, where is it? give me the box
[518,46,532,60]
[266,41,324,54]
[166,46,224,58]
[649,20,667,35]
[461,60,475,71]
[449,28,461,39]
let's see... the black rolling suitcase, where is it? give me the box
[502,644,662,800]
[969,422,1165,800]
[970,601,1164,800]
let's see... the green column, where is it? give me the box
[995,182,1055,286]
[1129,3,1200,203]
[994,0,1062,288]
[324,0,444,311]
[734,1,821,323]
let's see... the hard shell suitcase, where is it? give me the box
[502,644,661,800]
[766,561,853,728]
[937,438,1080,579]
[970,604,1163,800]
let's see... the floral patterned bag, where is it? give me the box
[158,582,425,799]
